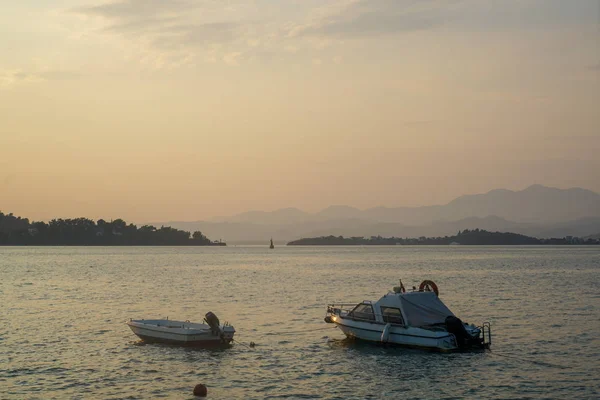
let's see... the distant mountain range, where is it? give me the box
[150,185,600,244]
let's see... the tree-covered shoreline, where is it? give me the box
[0,211,225,246]
[287,229,600,246]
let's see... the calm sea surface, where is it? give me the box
[1,246,599,399]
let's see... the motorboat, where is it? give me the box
[324,280,491,351]
[127,311,235,346]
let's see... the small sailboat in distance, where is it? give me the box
[270,238,275,249]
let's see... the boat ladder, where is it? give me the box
[479,322,492,348]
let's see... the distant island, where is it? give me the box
[0,211,225,246]
[287,229,600,246]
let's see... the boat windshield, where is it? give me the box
[349,303,376,321]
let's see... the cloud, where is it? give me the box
[69,0,461,66]
[40,70,82,80]
[0,70,41,87]
[71,0,270,66]
[223,51,243,66]
[67,0,598,67]
[289,0,599,38]
[0,68,81,88]
[289,0,462,38]
[151,22,244,49]
[74,0,199,19]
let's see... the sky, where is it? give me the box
[1,0,599,222]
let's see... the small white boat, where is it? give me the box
[324,280,491,351]
[127,312,235,346]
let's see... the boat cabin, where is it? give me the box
[337,291,456,328]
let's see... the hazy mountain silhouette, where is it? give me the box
[439,184,600,223]
[150,185,600,243]
[210,207,309,225]
[315,205,364,220]
[210,184,600,225]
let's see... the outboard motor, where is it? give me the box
[445,316,471,348]
[205,312,221,336]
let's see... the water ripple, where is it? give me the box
[0,246,598,398]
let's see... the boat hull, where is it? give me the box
[133,333,231,347]
[127,319,235,346]
[331,316,459,351]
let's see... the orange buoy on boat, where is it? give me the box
[419,280,439,296]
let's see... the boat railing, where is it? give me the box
[326,303,357,316]
[479,321,492,348]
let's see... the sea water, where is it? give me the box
[1,246,599,399]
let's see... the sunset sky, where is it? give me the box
[1,0,599,222]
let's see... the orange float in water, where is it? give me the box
[193,383,207,397]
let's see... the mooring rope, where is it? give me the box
[267,326,337,336]
[232,326,337,350]
[231,338,256,350]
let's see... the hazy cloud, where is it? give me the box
[0,70,38,87]
[288,0,599,38]
[289,0,463,38]
[71,0,270,66]
[40,70,82,80]
[69,0,599,66]
[0,68,81,88]
[68,0,466,67]
[74,0,199,19]
[152,22,245,49]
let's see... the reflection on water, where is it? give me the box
[1,246,599,399]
